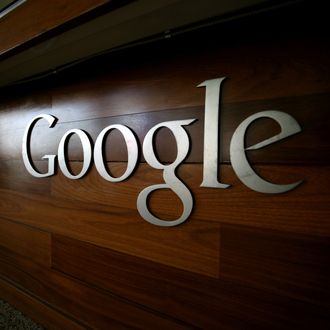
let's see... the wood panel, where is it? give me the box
[51,231,330,329]
[51,163,330,236]
[51,234,247,329]
[0,160,50,195]
[0,3,329,329]
[219,225,330,309]
[0,277,86,330]
[0,217,51,266]
[0,185,220,277]
[0,247,191,329]
[0,165,329,276]
[0,89,51,131]
[0,0,112,56]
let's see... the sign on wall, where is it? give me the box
[22,77,303,226]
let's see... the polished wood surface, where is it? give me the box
[0,3,329,329]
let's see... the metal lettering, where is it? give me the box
[94,124,138,182]
[137,119,195,227]
[22,77,305,227]
[198,77,230,188]
[58,129,92,179]
[22,114,57,178]
[230,110,303,193]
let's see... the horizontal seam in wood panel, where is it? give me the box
[0,246,194,328]
[2,174,330,237]
[0,217,51,266]
[1,158,330,166]
[0,216,53,236]
[43,159,330,166]
[0,256,129,329]
[54,236,202,329]
[0,105,202,132]
[52,266,198,329]
[50,105,203,126]
[0,186,222,278]
[0,274,91,329]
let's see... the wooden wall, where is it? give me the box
[0,3,329,329]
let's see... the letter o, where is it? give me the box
[58,129,92,179]
[94,124,138,182]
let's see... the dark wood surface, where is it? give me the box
[0,217,50,266]
[0,0,113,56]
[0,3,329,329]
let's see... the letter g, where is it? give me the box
[137,119,195,227]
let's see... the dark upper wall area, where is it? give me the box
[0,0,294,88]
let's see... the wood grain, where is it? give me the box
[51,234,243,329]
[0,3,329,328]
[0,163,329,278]
[0,217,51,266]
[219,225,330,309]
[0,277,87,330]
[0,184,220,277]
[0,247,192,329]
[52,232,330,329]
[51,163,330,236]
[0,160,50,195]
